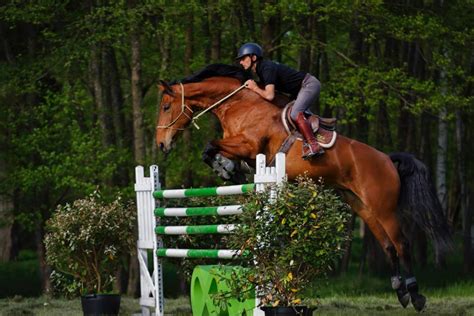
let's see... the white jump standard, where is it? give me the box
[134,153,286,316]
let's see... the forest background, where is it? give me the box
[0,0,472,299]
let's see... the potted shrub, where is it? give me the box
[221,176,351,315]
[44,191,136,315]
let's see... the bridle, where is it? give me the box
[156,81,247,131]
[155,83,193,131]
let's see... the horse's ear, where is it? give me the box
[158,80,175,96]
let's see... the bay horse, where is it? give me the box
[155,64,452,312]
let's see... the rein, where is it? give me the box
[191,83,248,129]
[156,82,247,131]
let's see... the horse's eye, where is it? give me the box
[163,103,171,111]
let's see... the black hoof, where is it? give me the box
[396,289,410,308]
[229,172,247,184]
[202,143,218,160]
[411,293,426,312]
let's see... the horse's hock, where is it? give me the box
[135,153,286,316]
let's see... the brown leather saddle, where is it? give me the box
[283,102,337,147]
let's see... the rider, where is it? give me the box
[236,42,324,159]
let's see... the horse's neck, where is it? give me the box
[187,78,286,156]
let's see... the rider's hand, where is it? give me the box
[244,79,258,91]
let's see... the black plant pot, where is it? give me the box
[260,306,316,316]
[81,293,121,316]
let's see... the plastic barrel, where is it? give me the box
[191,265,256,315]
[81,294,121,316]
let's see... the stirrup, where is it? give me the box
[302,142,324,159]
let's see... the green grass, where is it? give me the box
[2,237,473,315]
[0,296,193,316]
[1,293,474,316]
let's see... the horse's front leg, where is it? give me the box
[202,135,258,184]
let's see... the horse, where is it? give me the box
[155,64,452,312]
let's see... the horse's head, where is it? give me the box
[155,81,193,153]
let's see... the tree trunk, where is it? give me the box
[184,14,194,76]
[240,1,256,43]
[0,22,15,64]
[0,23,14,253]
[90,44,113,147]
[456,110,472,272]
[181,13,194,189]
[208,0,221,63]
[36,223,51,293]
[104,46,128,187]
[127,24,145,296]
[435,82,448,268]
[130,33,146,165]
[316,19,331,117]
[339,214,355,273]
[261,0,277,59]
[0,159,13,262]
[297,12,312,73]
[436,106,448,213]
[104,46,125,149]
[206,0,223,167]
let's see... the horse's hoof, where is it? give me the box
[397,291,410,308]
[229,172,247,184]
[411,293,426,312]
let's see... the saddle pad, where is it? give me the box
[281,103,337,149]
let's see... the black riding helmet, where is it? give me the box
[236,43,263,60]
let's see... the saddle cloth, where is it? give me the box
[282,102,338,149]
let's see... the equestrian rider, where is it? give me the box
[236,42,324,159]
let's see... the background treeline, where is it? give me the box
[0,0,472,297]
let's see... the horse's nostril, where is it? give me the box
[159,143,164,151]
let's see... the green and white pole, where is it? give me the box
[155,205,242,217]
[156,248,246,259]
[155,224,236,235]
[153,183,254,199]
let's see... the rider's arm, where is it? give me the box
[252,83,275,101]
[245,80,275,101]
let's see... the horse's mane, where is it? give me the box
[170,63,251,85]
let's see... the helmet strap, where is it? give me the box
[249,55,258,71]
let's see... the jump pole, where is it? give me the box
[135,153,286,315]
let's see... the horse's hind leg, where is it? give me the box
[360,214,411,308]
[342,191,411,308]
[386,244,410,308]
[382,216,426,312]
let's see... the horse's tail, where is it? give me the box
[390,152,453,255]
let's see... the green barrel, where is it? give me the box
[191,265,256,316]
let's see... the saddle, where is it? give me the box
[282,102,337,148]
[267,102,338,166]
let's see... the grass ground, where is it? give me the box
[1,291,474,316]
[2,238,473,315]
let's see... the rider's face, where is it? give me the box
[239,55,252,70]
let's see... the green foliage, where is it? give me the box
[223,177,351,307]
[44,192,136,294]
